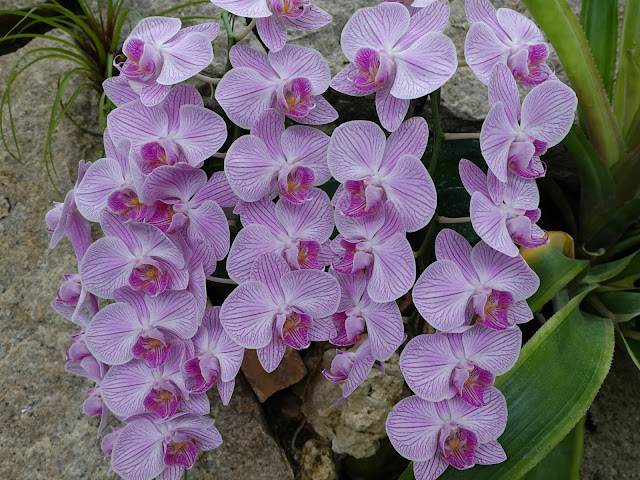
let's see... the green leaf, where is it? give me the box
[616,324,640,371]
[613,0,640,141]
[562,125,615,223]
[520,232,589,312]
[520,0,623,165]
[606,251,640,289]
[399,292,613,480]
[522,416,585,480]
[585,198,640,251]
[583,250,640,284]
[580,0,618,99]
[598,291,640,322]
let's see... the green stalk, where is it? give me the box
[520,0,623,165]
[222,10,235,73]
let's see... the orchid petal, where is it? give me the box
[257,337,287,372]
[368,233,415,303]
[462,325,521,374]
[328,121,386,182]
[386,395,441,461]
[85,302,140,365]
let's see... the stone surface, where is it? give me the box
[581,350,640,480]
[302,346,407,459]
[300,438,338,480]
[0,33,293,479]
[241,347,308,403]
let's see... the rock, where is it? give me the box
[300,438,338,480]
[190,374,295,480]
[301,347,407,459]
[241,347,308,403]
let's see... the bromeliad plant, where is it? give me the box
[39,0,640,479]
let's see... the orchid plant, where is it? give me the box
[32,0,640,479]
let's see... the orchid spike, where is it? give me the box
[220,252,340,372]
[331,2,456,131]
[51,273,99,328]
[333,201,415,303]
[318,269,405,362]
[215,45,337,129]
[225,109,331,204]
[386,389,507,478]
[142,164,231,274]
[413,228,539,331]
[481,63,577,183]
[46,160,93,260]
[460,159,548,257]
[184,307,244,405]
[85,288,199,367]
[401,325,521,406]
[465,0,554,86]
[107,84,227,171]
[79,211,187,298]
[101,341,210,419]
[111,413,222,480]
[227,189,334,283]
[111,17,219,106]
[323,340,377,407]
[328,117,436,231]
[211,0,331,52]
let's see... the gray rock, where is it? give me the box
[0,33,293,479]
[301,347,407,459]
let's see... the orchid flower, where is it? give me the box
[387,389,507,478]
[328,117,436,231]
[227,189,334,283]
[111,17,219,106]
[85,288,199,367]
[215,45,337,129]
[184,307,244,405]
[317,270,405,362]
[323,339,376,407]
[413,228,539,331]
[50,273,99,328]
[79,211,187,298]
[211,0,331,52]
[225,109,331,204]
[101,341,210,420]
[220,252,340,372]
[46,160,92,260]
[401,325,521,406]
[78,357,110,437]
[331,2,456,131]
[333,201,415,303]
[111,413,222,480]
[75,137,147,223]
[142,165,231,274]
[465,0,554,86]
[481,63,577,183]
[107,84,227,171]
[460,159,548,257]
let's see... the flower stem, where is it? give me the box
[206,276,238,285]
[437,216,471,224]
[222,11,235,73]
[443,132,480,141]
[234,18,256,42]
[428,89,444,177]
[194,73,221,85]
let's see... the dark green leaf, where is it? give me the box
[583,250,640,284]
[598,291,640,322]
[617,324,640,371]
[580,0,619,98]
[522,416,585,480]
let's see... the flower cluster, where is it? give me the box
[46,1,577,479]
[385,2,576,479]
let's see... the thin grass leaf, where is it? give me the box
[0,9,86,44]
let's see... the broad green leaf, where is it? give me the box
[585,198,640,251]
[583,250,640,284]
[520,232,589,312]
[522,416,585,480]
[520,0,623,165]
[613,0,640,140]
[598,291,640,322]
[580,0,618,98]
[399,292,614,480]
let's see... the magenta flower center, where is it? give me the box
[441,427,478,470]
